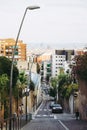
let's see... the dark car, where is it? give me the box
[52,104,63,113]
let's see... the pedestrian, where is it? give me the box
[75,109,79,120]
[74,94,79,120]
[18,105,23,115]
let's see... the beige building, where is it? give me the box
[0,38,26,61]
[36,52,52,63]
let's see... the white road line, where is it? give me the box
[54,115,57,119]
[43,115,47,116]
[34,102,43,115]
[33,114,54,118]
[58,120,69,130]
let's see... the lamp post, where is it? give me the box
[28,55,34,88]
[56,82,59,103]
[9,5,40,130]
[25,88,29,122]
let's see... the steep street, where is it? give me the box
[22,100,87,130]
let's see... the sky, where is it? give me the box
[0,0,87,49]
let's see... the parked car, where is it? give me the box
[52,104,63,113]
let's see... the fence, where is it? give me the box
[0,113,32,130]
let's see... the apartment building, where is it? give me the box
[52,49,75,77]
[40,61,51,82]
[0,38,26,61]
[36,52,52,63]
[35,51,52,82]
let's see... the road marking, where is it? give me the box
[33,114,54,118]
[43,115,47,116]
[34,102,43,115]
[37,108,51,112]
[58,120,69,130]
[54,115,57,119]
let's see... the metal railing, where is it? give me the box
[0,113,32,130]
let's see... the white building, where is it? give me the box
[40,61,51,81]
[52,50,75,77]
[31,72,42,106]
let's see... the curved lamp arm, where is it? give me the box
[9,5,40,130]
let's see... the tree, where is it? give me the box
[58,74,78,99]
[14,72,27,98]
[0,74,9,92]
[50,77,57,88]
[73,53,87,81]
[0,57,19,118]
[13,72,28,115]
[0,74,9,101]
[0,56,19,87]
[49,77,57,97]
[19,72,27,84]
[60,83,78,99]
[56,73,78,113]
[50,73,78,100]
[0,74,9,118]
[58,74,72,92]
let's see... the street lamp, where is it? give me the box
[9,5,40,130]
[24,88,29,122]
[56,82,59,103]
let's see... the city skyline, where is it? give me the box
[0,0,87,49]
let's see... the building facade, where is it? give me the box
[36,51,52,63]
[52,49,75,77]
[0,38,26,61]
[40,61,51,82]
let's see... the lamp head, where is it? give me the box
[27,6,40,10]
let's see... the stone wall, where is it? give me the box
[63,98,70,113]
[78,80,87,120]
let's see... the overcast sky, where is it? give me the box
[0,0,87,49]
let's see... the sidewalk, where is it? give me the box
[21,103,42,130]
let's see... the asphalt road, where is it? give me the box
[22,100,87,130]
